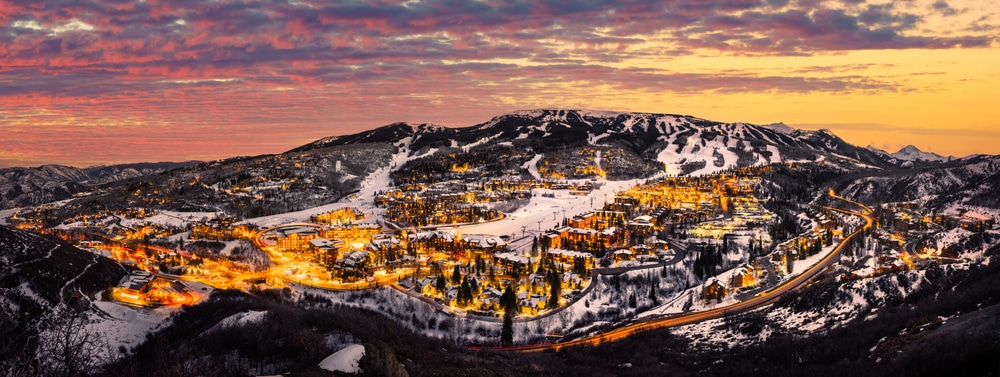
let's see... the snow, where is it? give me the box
[206,310,268,333]
[452,178,640,240]
[120,211,222,228]
[0,208,17,225]
[318,344,365,373]
[892,145,949,163]
[762,122,794,134]
[85,289,206,361]
[523,154,543,180]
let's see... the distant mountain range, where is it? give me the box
[0,110,981,212]
[0,162,199,208]
[866,144,953,166]
[294,109,956,173]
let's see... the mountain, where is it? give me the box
[294,109,896,176]
[838,154,1000,208]
[0,162,199,210]
[761,122,795,134]
[0,224,126,375]
[891,145,951,165]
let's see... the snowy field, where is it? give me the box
[85,282,213,362]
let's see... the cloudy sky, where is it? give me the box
[1,0,997,168]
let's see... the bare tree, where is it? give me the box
[36,305,104,377]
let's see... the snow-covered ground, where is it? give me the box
[119,211,222,228]
[204,309,268,334]
[318,344,365,374]
[0,208,17,225]
[671,267,930,350]
[455,179,640,242]
[82,282,214,363]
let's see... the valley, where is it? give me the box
[1,110,997,376]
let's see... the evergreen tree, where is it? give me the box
[500,284,517,314]
[460,277,473,307]
[547,271,561,308]
[451,265,461,285]
[628,292,637,308]
[436,274,447,292]
[500,312,514,346]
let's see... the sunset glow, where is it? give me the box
[2,0,998,168]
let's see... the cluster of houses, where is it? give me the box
[407,264,586,315]
[376,189,510,226]
[309,207,365,225]
[190,216,255,241]
[886,204,996,232]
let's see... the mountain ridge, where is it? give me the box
[292,109,906,172]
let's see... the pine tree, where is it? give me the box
[436,274,446,292]
[451,265,461,285]
[501,312,514,346]
[548,271,561,308]
[500,284,517,314]
[628,292,637,308]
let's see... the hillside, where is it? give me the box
[11,144,395,227]
[838,155,1000,208]
[0,162,198,210]
[294,110,897,179]
[0,225,127,376]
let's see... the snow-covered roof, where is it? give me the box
[548,248,593,259]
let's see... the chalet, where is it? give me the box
[703,279,727,301]
[561,271,584,290]
[542,227,571,249]
[478,287,503,311]
[729,263,757,288]
[613,249,633,262]
[415,277,439,296]
[517,292,547,315]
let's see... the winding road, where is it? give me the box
[477,192,873,352]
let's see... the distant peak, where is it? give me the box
[761,122,794,134]
[891,144,950,162]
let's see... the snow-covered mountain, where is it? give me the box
[839,154,1000,208]
[294,109,898,176]
[891,145,951,165]
[0,162,197,210]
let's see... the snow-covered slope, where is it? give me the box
[891,145,951,164]
[0,162,197,210]
[840,155,1000,207]
[294,109,899,176]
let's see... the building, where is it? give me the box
[703,279,727,301]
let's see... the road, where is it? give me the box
[479,193,873,352]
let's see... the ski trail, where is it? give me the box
[9,244,60,272]
[60,253,99,303]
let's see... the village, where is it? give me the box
[5,167,981,323]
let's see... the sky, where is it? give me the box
[1,0,998,168]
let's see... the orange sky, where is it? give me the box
[1,0,997,168]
